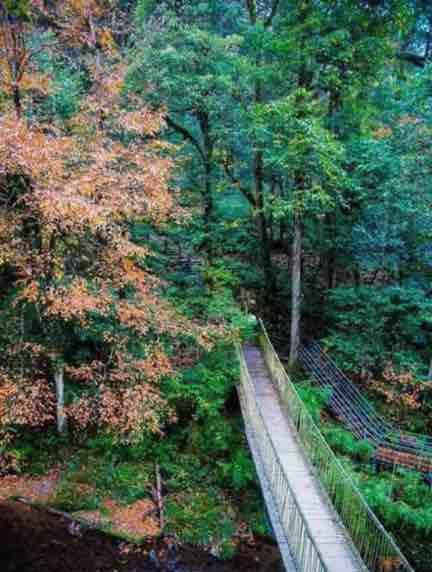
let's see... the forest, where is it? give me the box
[1,1,432,571]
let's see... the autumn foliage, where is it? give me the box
[0,9,215,444]
[368,364,424,413]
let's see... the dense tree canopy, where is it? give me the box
[2,1,432,569]
[0,3,218,443]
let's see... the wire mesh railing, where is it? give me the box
[237,345,328,572]
[299,341,432,471]
[256,320,415,572]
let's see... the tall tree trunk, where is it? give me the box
[287,0,314,366]
[246,0,275,303]
[289,216,302,367]
[327,251,336,289]
[203,157,213,227]
[325,213,337,289]
[54,365,67,435]
[425,16,432,61]
[255,151,274,301]
[200,112,214,256]
[13,84,22,119]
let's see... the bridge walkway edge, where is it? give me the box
[243,343,366,572]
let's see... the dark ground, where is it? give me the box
[0,501,283,572]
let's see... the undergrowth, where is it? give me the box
[4,342,268,556]
[297,380,432,572]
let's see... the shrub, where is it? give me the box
[323,425,375,462]
[324,286,432,376]
[297,383,330,423]
[52,479,100,512]
[165,490,236,548]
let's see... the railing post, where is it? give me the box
[247,321,415,572]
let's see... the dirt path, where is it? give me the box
[0,501,283,572]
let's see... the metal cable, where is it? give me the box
[299,341,432,470]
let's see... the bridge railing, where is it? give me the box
[258,320,415,572]
[299,342,432,470]
[237,345,328,572]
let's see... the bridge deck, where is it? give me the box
[244,344,365,572]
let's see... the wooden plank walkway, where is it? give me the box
[238,382,297,572]
[243,344,366,572]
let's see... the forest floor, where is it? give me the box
[0,501,283,572]
[0,466,283,572]
[293,377,432,572]
[0,469,160,538]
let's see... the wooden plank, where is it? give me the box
[238,387,297,572]
[243,345,367,572]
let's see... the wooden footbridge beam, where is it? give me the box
[237,321,415,572]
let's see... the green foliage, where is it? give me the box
[158,342,258,492]
[51,436,156,505]
[129,0,244,245]
[4,2,432,568]
[296,382,330,424]
[358,468,432,533]
[5,432,67,476]
[29,338,265,548]
[43,66,87,121]
[165,490,236,551]
[323,426,375,463]
[251,90,346,219]
[164,344,237,418]
[315,415,432,570]
[324,286,432,375]
[78,459,152,505]
[215,447,256,492]
[315,412,432,571]
[52,474,100,513]
[24,37,89,122]
[2,0,33,18]
[52,483,100,512]
[203,261,239,290]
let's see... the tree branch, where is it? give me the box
[222,157,257,207]
[165,116,205,162]
[397,51,426,68]
[264,0,280,28]
[246,0,257,24]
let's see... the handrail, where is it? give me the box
[299,348,389,443]
[308,341,432,447]
[237,345,328,572]
[257,319,415,572]
[299,342,432,467]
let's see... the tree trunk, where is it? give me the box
[425,16,432,61]
[288,2,310,368]
[325,212,337,289]
[428,356,432,380]
[255,151,275,301]
[353,267,361,287]
[251,6,274,303]
[199,112,214,256]
[54,365,67,435]
[203,157,213,226]
[327,253,336,289]
[13,84,22,119]
[289,216,302,367]
[244,0,282,306]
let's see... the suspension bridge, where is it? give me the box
[238,320,415,572]
[299,342,432,473]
